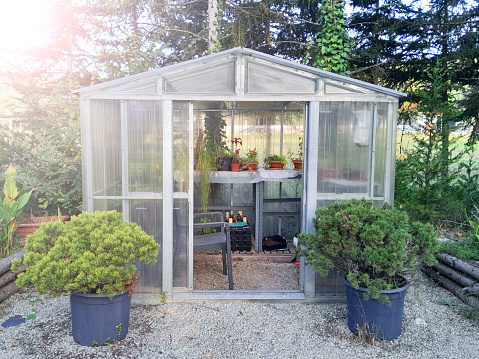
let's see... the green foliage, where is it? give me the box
[395,62,465,223]
[298,199,439,303]
[0,166,32,256]
[264,154,287,169]
[12,211,159,297]
[305,0,350,75]
[198,217,216,235]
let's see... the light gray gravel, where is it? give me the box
[0,269,478,359]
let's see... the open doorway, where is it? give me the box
[192,101,305,291]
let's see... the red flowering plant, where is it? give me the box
[231,138,242,164]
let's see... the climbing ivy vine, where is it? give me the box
[305,0,350,75]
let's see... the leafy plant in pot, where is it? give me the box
[264,154,287,170]
[298,199,438,341]
[12,210,159,347]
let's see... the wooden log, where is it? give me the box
[0,250,25,277]
[422,267,479,308]
[436,253,479,282]
[432,262,478,288]
[0,281,19,303]
[0,271,16,288]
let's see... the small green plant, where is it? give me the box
[161,291,168,304]
[298,199,439,304]
[12,211,159,297]
[287,135,303,161]
[198,217,216,235]
[264,154,287,169]
[26,297,39,320]
[91,340,99,346]
[0,166,32,256]
[460,306,479,321]
[244,148,258,163]
[435,298,459,307]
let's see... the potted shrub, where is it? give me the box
[264,154,287,170]
[298,199,438,341]
[12,210,159,347]
[241,148,259,171]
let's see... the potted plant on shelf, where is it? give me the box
[12,210,159,347]
[231,138,242,172]
[241,148,259,171]
[298,199,438,341]
[288,135,303,171]
[264,154,287,170]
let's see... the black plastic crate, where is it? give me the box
[230,227,252,252]
[262,235,287,251]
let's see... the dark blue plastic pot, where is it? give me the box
[343,277,410,341]
[70,291,132,347]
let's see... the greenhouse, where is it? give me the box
[75,47,406,301]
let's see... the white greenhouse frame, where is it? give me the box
[76,48,406,303]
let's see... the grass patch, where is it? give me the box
[440,240,479,261]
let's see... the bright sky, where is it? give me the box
[0,0,50,66]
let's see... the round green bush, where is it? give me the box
[298,199,439,303]
[12,211,159,297]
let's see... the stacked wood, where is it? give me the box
[422,252,479,308]
[0,250,24,303]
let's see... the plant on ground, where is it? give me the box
[12,211,159,297]
[298,199,439,303]
[0,166,32,256]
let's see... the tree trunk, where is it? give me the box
[208,0,219,53]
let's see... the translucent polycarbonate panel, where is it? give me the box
[232,110,282,164]
[317,102,373,195]
[113,79,158,95]
[324,81,366,94]
[90,100,122,196]
[315,271,345,297]
[374,103,390,198]
[92,199,122,212]
[235,102,304,111]
[164,61,235,94]
[173,102,189,193]
[173,198,189,288]
[128,101,163,193]
[130,200,163,292]
[282,110,305,168]
[246,62,316,94]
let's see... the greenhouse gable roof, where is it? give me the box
[75,47,406,100]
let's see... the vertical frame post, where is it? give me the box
[162,100,174,295]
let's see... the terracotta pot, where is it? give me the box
[243,162,258,171]
[268,160,284,170]
[231,163,240,172]
[14,216,70,239]
[292,160,303,171]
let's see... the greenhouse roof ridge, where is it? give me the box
[74,47,406,98]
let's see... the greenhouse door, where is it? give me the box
[171,102,194,292]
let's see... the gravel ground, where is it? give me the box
[194,259,300,290]
[0,269,478,359]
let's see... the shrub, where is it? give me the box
[298,199,439,302]
[12,211,159,297]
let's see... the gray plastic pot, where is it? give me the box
[70,290,131,346]
[343,277,410,341]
